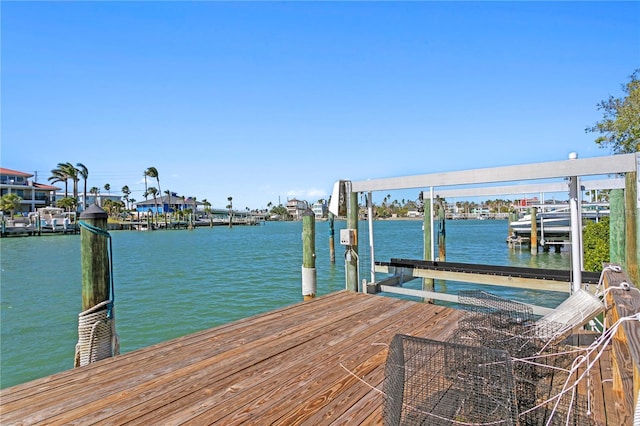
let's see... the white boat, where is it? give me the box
[509,204,609,236]
[29,207,77,231]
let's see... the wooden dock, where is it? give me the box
[0,290,619,425]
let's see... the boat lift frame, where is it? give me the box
[331,152,638,296]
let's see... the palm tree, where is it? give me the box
[0,193,23,218]
[143,173,148,200]
[145,167,164,227]
[48,165,70,199]
[147,187,158,225]
[104,183,111,197]
[203,199,212,219]
[76,163,89,211]
[89,186,100,205]
[57,196,77,212]
[48,170,67,202]
[129,198,136,216]
[122,185,131,210]
[59,162,79,205]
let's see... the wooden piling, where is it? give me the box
[530,206,538,255]
[437,201,446,261]
[328,212,335,263]
[609,188,625,265]
[422,198,434,301]
[346,190,359,292]
[79,205,110,311]
[625,171,638,285]
[302,208,316,300]
[507,211,516,237]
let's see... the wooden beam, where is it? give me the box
[604,264,640,425]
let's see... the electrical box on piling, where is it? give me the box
[340,229,357,245]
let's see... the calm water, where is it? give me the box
[0,219,570,389]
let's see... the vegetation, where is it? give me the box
[145,167,165,227]
[48,162,76,199]
[586,69,639,154]
[582,70,638,271]
[583,217,610,272]
[0,193,23,217]
[122,185,131,210]
[57,196,77,212]
[268,204,288,219]
[76,163,89,211]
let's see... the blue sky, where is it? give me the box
[2,1,638,210]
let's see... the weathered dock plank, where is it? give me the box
[0,289,617,425]
[0,291,458,425]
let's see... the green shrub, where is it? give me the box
[583,217,610,272]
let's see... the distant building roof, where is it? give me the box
[0,168,33,178]
[34,182,61,190]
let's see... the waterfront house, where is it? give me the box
[0,168,59,214]
[286,198,309,220]
[312,200,327,219]
[134,194,203,215]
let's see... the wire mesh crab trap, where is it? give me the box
[382,334,518,426]
[382,291,597,425]
[450,290,595,426]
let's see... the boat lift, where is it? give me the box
[330,152,638,300]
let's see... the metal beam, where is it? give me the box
[350,153,637,193]
[423,178,625,199]
[377,285,554,315]
[375,264,571,293]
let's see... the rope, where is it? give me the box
[516,312,640,422]
[74,221,119,367]
[75,300,120,367]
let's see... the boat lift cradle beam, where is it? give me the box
[349,153,636,193]
[334,153,638,297]
[421,178,625,200]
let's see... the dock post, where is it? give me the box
[568,172,582,292]
[345,187,359,292]
[530,206,538,255]
[422,193,434,302]
[302,208,316,300]
[77,204,118,367]
[328,212,335,263]
[610,188,625,265]
[436,198,446,261]
[80,205,110,310]
[507,210,516,238]
[625,170,638,285]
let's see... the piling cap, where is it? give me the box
[80,204,108,219]
[302,208,315,218]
